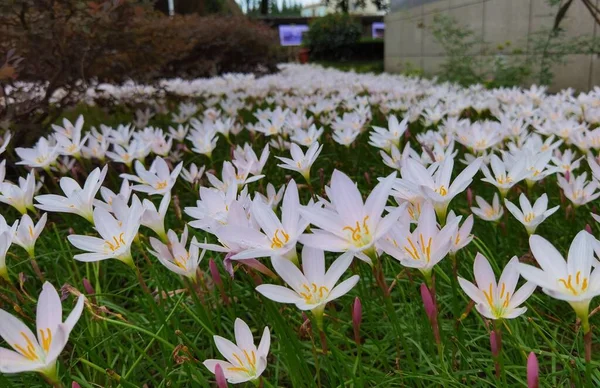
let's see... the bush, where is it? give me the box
[348,39,384,61]
[0,0,280,147]
[305,14,362,60]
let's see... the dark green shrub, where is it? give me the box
[305,14,362,60]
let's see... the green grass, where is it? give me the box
[1,103,599,387]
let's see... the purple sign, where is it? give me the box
[279,25,309,47]
[372,22,385,39]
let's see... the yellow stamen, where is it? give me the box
[105,232,125,252]
[270,229,290,249]
[436,185,448,196]
[483,283,494,307]
[39,328,52,352]
[15,332,38,361]
[524,213,535,223]
[342,216,370,245]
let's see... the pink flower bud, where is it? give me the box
[83,278,95,295]
[527,352,539,388]
[352,297,362,345]
[466,188,473,208]
[72,383,81,388]
[209,259,222,287]
[215,363,228,388]
[586,224,593,234]
[490,331,499,357]
[420,283,435,320]
[565,170,571,182]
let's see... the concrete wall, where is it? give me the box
[384,0,600,91]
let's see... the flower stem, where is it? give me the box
[29,254,45,282]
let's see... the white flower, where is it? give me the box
[332,127,360,146]
[519,231,600,326]
[35,166,107,223]
[0,282,84,379]
[256,247,358,327]
[67,200,142,267]
[185,185,239,234]
[459,253,535,319]
[0,131,11,155]
[219,180,305,262]
[121,157,182,195]
[275,142,322,181]
[206,161,263,193]
[181,163,205,185]
[400,156,482,220]
[54,115,89,157]
[13,213,47,256]
[290,124,323,146]
[369,115,408,150]
[471,193,504,222]
[481,154,528,197]
[557,172,600,207]
[447,211,473,254]
[141,192,171,241]
[15,137,59,170]
[203,318,270,384]
[0,172,36,215]
[378,201,459,279]
[149,227,204,280]
[504,193,559,235]
[299,170,401,264]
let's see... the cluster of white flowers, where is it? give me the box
[2,64,600,385]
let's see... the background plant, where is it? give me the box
[305,14,362,61]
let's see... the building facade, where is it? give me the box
[301,1,386,17]
[384,0,600,91]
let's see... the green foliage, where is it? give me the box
[428,12,600,88]
[0,1,280,147]
[305,14,362,61]
[245,0,303,16]
[428,14,531,87]
[527,28,600,85]
[428,14,485,86]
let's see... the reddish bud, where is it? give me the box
[466,187,473,208]
[209,259,222,287]
[209,259,230,305]
[83,278,95,295]
[565,170,571,182]
[586,224,593,234]
[364,171,371,186]
[215,363,228,388]
[72,383,82,388]
[527,352,539,388]
[420,283,436,320]
[352,297,362,345]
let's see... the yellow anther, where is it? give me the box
[342,216,370,245]
[270,229,290,249]
[483,283,494,307]
[436,185,448,196]
[40,328,52,352]
[15,332,39,361]
[105,233,125,252]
